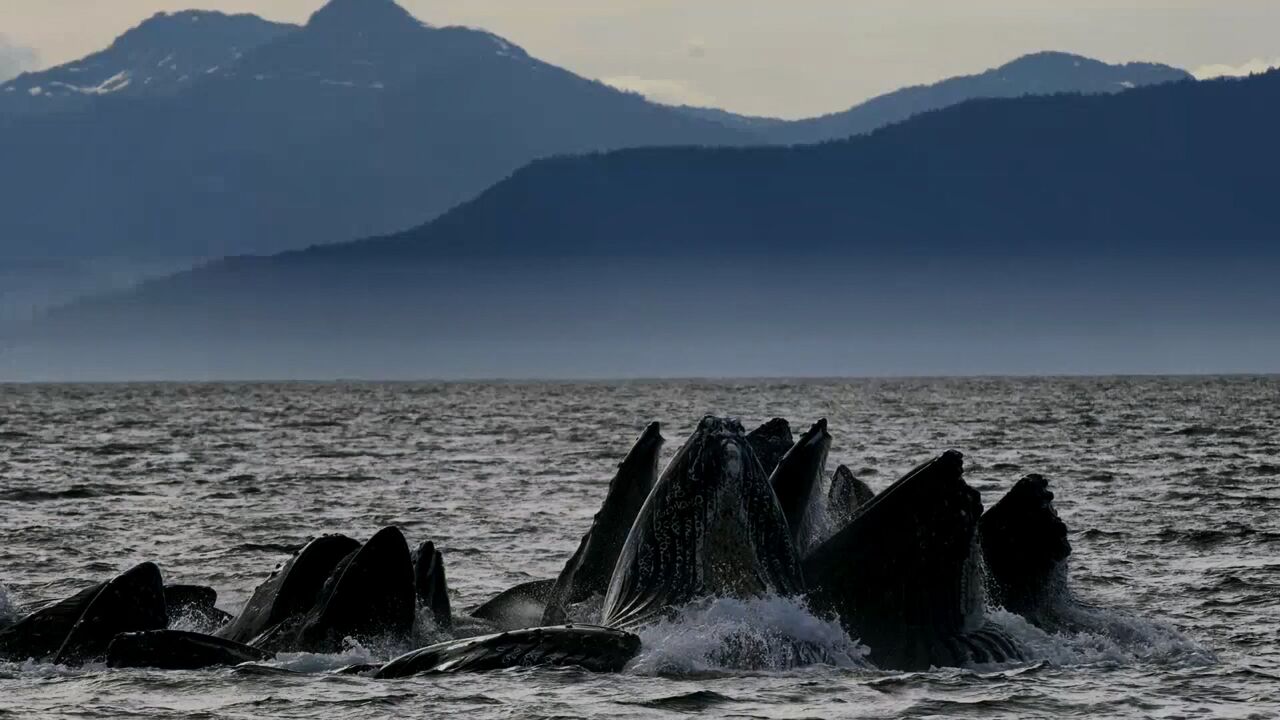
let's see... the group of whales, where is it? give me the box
[0,415,1086,675]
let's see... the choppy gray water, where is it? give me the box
[1,378,1277,719]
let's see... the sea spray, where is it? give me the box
[630,595,868,675]
[987,607,1216,668]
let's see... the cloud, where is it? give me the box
[0,35,39,82]
[602,75,716,107]
[1192,57,1280,79]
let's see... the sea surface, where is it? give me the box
[1,378,1277,719]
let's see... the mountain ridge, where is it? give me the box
[11,69,1277,380]
[760,50,1193,144]
[0,10,295,115]
[220,67,1257,268]
[0,0,750,260]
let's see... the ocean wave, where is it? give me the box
[0,484,149,502]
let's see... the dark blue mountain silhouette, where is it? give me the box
[0,0,1192,273]
[758,51,1191,144]
[234,67,1269,265]
[11,69,1278,380]
[0,0,748,269]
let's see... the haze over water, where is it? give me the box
[0,377,1274,718]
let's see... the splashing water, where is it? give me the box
[0,658,106,681]
[167,608,229,635]
[630,594,869,675]
[250,606,456,675]
[269,644,384,674]
[988,607,1217,669]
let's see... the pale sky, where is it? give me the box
[2,0,1279,118]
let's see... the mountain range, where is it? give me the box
[0,0,1190,322]
[0,0,744,264]
[10,68,1277,380]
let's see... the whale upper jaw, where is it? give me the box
[600,416,804,631]
[768,418,832,550]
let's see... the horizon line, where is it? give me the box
[3,372,1277,386]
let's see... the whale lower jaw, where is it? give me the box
[108,630,271,670]
[373,625,641,677]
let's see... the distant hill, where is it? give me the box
[761,51,1192,145]
[0,11,295,115]
[664,52,1190,142]
[11,70,1278,380]
[666,105,788,132]
[0,0,748,264]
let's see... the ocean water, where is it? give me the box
[0,377,1276,719]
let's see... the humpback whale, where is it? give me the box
[102,527,423,668]
[602,416,805,631]
[413,541,452,631]
[0,563,168,664]
[0,582,107,661]
[108,629,272,670]
[804,452,1022,670]
[747,418,794,477]
[767,419,831,551]
[51,563,169,665]
[543,422,664,624]
[213,527,416,654]
[980,474,1073,628]
[828,465,875,529]
[55,562,168,665]
[470,579,556,631]
[293,526,416,653]
[218,533,361,647]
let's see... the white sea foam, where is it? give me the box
[629,595,869,675]
[271,645,379,674]
[0,658,106,678]
[988,606,1217,669]
[410,605,452,646]
[167,609,226,635]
